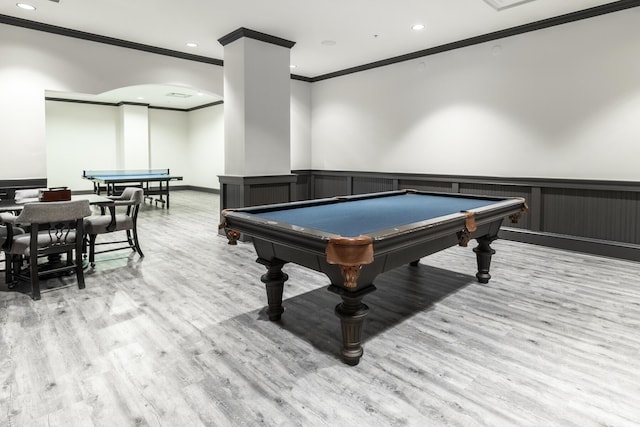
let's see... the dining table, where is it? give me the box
[0,193,117,275]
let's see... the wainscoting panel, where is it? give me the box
[398,179,453,193]
[249,183,292,206]
[459,183,533,231]
[542,188,640,245]
[313,175,349,199]
[352,176,394,195]
[218,175,297,210]
[221,181,242,209]
[295,173,311,201]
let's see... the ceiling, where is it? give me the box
[1,0,626,108]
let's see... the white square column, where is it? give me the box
[219,28,295,176]
[116,102,150,170]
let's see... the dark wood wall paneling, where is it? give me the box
[249,183,292,206]
[292,170,640,262]
[312,175,349,199]
[351,176,394,195]
[458,183,533,231]
[398,179,454,193]
[294,174,311,201]
[221,183,242,211]
[218,175,298,210]
[218,175,298,241]
[542,188,640,244]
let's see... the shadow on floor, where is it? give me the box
[247,263,475,362]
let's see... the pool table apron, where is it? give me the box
[250,215,504,291]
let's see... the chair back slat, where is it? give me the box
[46,222,73,246]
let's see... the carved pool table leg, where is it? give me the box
[473,235,498,284]
[329,285,376,366]
[258,258,288,321]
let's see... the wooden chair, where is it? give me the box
[1,223,25,275]
[1,200,91,300]
[83,187,144,267]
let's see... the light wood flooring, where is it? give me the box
[1,190,639,426]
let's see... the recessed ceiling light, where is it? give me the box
[137,97,145,100]
[16,3,36,10]
[412,24,425,31]
[483,0,536,10]
[166,92,192,98]
[186,42,198,48]
[289,65,297,69]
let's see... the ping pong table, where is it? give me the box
[82,169,183,208]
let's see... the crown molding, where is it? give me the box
[218,27,296,48]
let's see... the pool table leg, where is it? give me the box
[258,258,288,321]
[473,235,498,284]
[329,285,376,366]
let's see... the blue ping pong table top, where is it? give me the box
[82,170,182,181]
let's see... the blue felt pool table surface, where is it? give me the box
[252,193,499,237]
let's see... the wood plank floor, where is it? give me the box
[1,190,639,426]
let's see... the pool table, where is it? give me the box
[220,189,527,365]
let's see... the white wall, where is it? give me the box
[188,104,225,189]
[291,80,312,170]
[311,9,640,181]
[120,104,150,170]
[45,101,119,190]
[0,24,223,180]
[148,109,190,180]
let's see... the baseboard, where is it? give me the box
[183,185,220,194]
